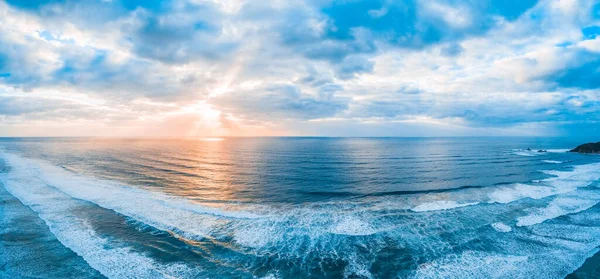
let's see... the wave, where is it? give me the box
[412,207,600,278]
[408,162,600,213]
[516,190,600,227]
[329,216,378,236]
[513,151,539,157]
[0,152,399,277]
[0,152,262,240]
[542,160,563,164]
[487,183,558,204]
[412,251,530,279]
[3,149,599,224]
[0,153,203,278]
[3,151,600,278]
[412,201,479,212]
[512,148,569,157]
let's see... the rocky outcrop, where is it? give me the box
[570,142,600,154]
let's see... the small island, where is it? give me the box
[570,142,600,154]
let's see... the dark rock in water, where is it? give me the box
[570,142,600,154]
[526,148,531,151]
[537,150,547,153]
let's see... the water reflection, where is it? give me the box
[0,137,587,206]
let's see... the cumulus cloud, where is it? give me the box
[0,0,599,137]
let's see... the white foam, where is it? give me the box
[343,253,374,279]
[412,247,600,279]
[4,150,600,278]
[488,183,556,204]
[542,164,600,189]
[540,169,564,176]
[0,152,397,270]
[513,151,538,157]
[260,274,280,279]
[401,162,600,213]
[542,160,563,164]
[0,152,261,243]
[329,216,378,236]
[516,193,600,227]
[491,222,512,233]
[512,148,568,157]
[0,153,202,278]
[229,205,392,250]
[411,251,529,279]
[412,201,479,212]
[529,224,600,243]
[488,163,600,206]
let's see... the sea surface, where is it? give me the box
[1,137,600,278]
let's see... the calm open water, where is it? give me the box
[1,137,600,278]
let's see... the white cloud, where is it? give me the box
[0,0,599,137]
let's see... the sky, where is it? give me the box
[0,0,599,137]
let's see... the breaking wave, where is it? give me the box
[2,151,600,278]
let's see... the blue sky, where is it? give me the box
[0,0,599,137]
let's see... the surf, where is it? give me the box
[3,149,600,278]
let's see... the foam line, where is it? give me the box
[412,201,479,212]
[516,191,600,227]
[411,251,529,279]
[0,153,201,278]
[513,151,538,157]
[400,161,600,215]
[487,183,558,204]
[542,160,563,164]
[0,152,260,243]
[488,163,600,205]
[3,151,600,278]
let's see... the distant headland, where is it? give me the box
[570,142,600,154]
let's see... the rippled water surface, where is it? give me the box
[2,137,600,278]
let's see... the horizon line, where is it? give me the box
[0,136,595,139]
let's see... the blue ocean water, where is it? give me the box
[1,137,600,278]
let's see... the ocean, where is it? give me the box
[1,137,600,278]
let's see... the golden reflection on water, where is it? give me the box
[125,138,268,210]
[175,138,239,205]
[58,138,264,209]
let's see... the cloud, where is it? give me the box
[549,49,600,89]
[508,38,600,90]
[318,0,538,49]
[0,94,77,116]
[0,0,599,137]
[440,43,464,56]
[335,56,374,79]
[126,4,238,64]
[213,84,348,120]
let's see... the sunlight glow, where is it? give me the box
[199,137,225,141]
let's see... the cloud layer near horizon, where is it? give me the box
[0,0,599,137]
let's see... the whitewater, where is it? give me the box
[1,137,600,278]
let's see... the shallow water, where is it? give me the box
[1,137,600,278]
